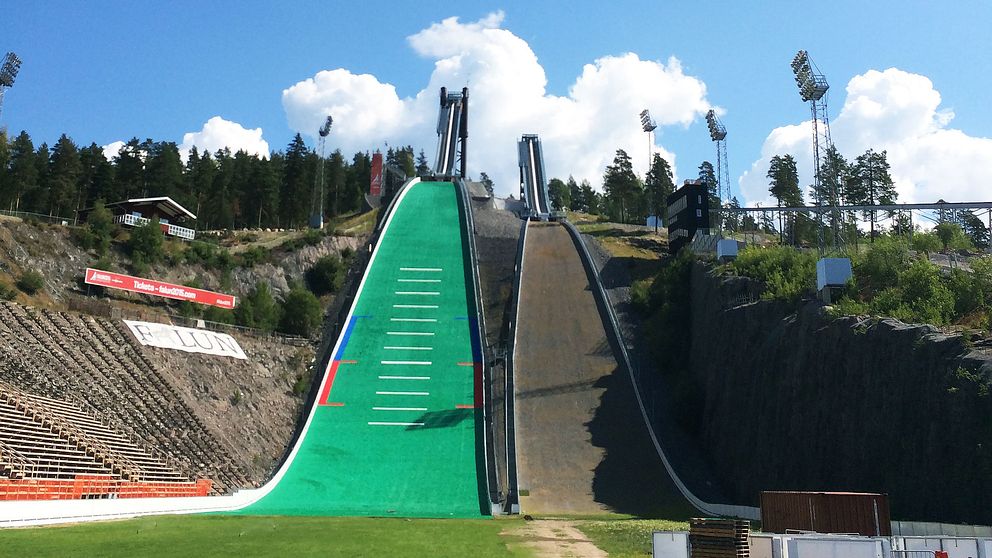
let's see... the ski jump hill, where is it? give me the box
[0,85,758,526]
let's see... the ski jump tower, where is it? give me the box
[517,134,552,220]
[434,87,469,179]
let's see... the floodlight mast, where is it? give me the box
[639,109,657,180]
[310,115,333,228]
[705,109,730,231]
[791,49,834,252]
[0,52,23,126]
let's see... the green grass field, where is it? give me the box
[0,514,693,557]
[0,515,528,558]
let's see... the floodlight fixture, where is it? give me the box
[0,52,22,88]
[705,110,727,142]
[318,115,333,137]
[639,109,657,132]
[790,49,829,102]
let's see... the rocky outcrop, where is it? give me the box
[689,263,992,524]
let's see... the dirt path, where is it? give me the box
[503,520,607,558]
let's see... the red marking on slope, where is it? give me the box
[455,404,475,409]
[317,361,342,406]
[456,362,473,367]
[339,360,358,364]
[325,402,345,407]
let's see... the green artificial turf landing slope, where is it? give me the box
[239,181,488,518]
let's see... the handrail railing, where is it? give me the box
[456,178,499,513]
[503,218,527,513]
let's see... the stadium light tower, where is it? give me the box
[310,115,333,229]
[0,52,23,125]
[639,109,657,178]
[791,49,834,250]
[705,109,729,219]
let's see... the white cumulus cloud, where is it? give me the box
[739,68,992,207]
[281,12,714,197]
[179,116,270,161]
[101,140,125,161]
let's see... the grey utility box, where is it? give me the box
[817,257,853,303]
[717,239,739,262]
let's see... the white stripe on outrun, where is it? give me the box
[376,391,429,396]
[378,375,430,381]
[395,291,440,296]
[400,267,442,272]
[383,346,433,351]
[372,407,427,411]
[393,304,438,309]
[381,360,432,366]
[398,279,441,283]
[390,318,437,322]
[368,422,424,426]
[386,332,435,336]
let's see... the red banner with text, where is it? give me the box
[370,152,383,197]
[84,268,236,309]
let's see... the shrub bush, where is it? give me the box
[128,218,165,265]
[278,287,322,337]
[731,245,817,303]
[16,270,44,295]
[306,255,344,296]
[0,281,17,301]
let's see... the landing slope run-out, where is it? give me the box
[514,223,693,517]
[241,181,488,518]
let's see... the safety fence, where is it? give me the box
[0,475,212,501]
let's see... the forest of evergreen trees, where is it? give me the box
[0,130,418,230]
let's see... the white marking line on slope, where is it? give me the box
[395,291,440,296]
[381,361,432,366]
[386,332,435,336]
[400,267,442,272]
[390,318,437,322]
[397,279,441,283]
[372,407,428,411]
[376,391,429,396]
[368,422,424,426]
[383,346,433,351]
[393,304,438,309]
[378,376,431,380]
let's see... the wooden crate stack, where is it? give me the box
[689,518,750,558]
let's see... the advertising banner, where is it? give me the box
[124,320,248,360]
[84,268,235,309]
[370,152,383,197]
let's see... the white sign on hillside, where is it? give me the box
[124,320,248,360]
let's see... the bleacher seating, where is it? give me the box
[0,301,248,496]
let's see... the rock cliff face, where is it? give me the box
[689,263,992,524]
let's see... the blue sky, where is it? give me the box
[3,1,990,203]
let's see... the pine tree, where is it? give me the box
[547,178,569,210]
[603,149,642,223]
[415,149,431,176]
[281,134,312,227]
[815,145,849,244]
[847,149,897,241]
[566,176,580,211]
[25,142,51,213]
[48,134,82,217]
[724,196,742,232]
[767,154,803,244]
[5,131,36,211]
[78,143,115,209]
[144,141,185,204]
[645,154,675,231]
[479,172,495,197]
[325,150,346,218]
[113,138,146,201]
